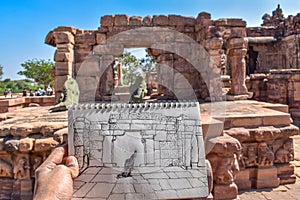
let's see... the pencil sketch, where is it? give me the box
[69,102,208,199]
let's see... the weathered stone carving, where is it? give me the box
[0,158,13,177]
[275,140,294,163]
[13,157,29,179]
[49,77,79,112]
[32,156,42,175]
[215,154,239,185]
[245,145,258,167]
[257,142,274,167]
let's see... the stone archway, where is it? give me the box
[76,27,222,103]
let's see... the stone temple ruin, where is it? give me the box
[0,4,299,200]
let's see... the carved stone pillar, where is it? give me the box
[228,48,248,95]
[117,62,123,86]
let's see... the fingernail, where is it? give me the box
[67,157,77,166]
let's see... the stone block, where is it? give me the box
[0,125,11,137]
[96,33,106,45]
[55,62,73,76]
[227,38,247,49]
[93,44,124,56]
[196,12,211,23]
[53,26,77,34]
[19,137,34,152]
[153,15,169,26]
[98,26,109,33]
[53,31,74,44]
[276,163,296,184]
[254,167,280,189]
[143,16,153,26]
[205,38,223,50]
[129,16,142,26]
[169,15,195,26]
[75,32,96,45]
[230,27,247,38]
[55,75,71,92]
[214,18,246,27]
[263,114,291,126]
[213,183,238,200]
[231,117,262,127]
[34,138,59,152]
[114,14,129,26]
[10,122,41,137]
[41,122,67,136]
[100,15,114,26]
[235,169,252,190]
[56,43,74,53]
[54,51,73,62]
[4,139,19,152]
[53,127,68,144]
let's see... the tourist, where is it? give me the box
[22,88,27,97]
[46,85,53,96]
[3,90,7,98]
[29,89,34,97]
[35,88,41,96]
[33,147,79,200]
[8,89,12,98]
[41,88,45,96]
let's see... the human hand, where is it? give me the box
[33,146,79,200]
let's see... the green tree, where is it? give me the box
[18,59,54,86]
[139,49,156,73]
[0,64,3,80]
[115,51,140,86]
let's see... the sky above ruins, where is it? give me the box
[0,0,299,80]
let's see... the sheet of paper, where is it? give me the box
[69,102,208,199]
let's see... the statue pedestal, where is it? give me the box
[213,183,238,200]
[255,166,279,189]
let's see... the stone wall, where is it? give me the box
[248,69,300,126]
[0,96,55,113]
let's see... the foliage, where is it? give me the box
[115,51,140,86]
[0,64,3,80]
[139,49,156,73]
[0,79,41,94]
[115,49,157,86]
[17,59,54,86]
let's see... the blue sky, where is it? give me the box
[0,0,299,80]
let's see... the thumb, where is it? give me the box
[65,156,79,179]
